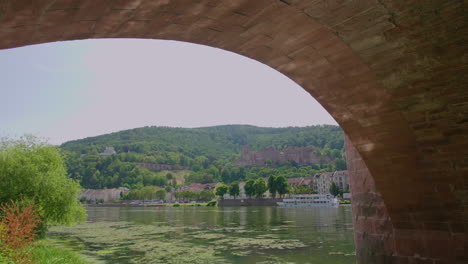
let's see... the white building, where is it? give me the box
[80,187,129,202]
[100,147,116,156]
[313,170,349,194]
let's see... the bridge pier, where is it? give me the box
[346,136,466,264]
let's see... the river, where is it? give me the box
[48,206,356,264]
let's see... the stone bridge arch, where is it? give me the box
[1,1,466,263]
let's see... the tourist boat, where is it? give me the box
[277,194,339,207]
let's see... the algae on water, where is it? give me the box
[47,206,356,264]
[49,221,309,264]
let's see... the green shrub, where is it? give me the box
[172,203,180,207]
[0,137,86,231]
[206,200,217,207]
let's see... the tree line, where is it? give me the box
[215,175,290,199]
[123,186,168,201]
[174,190,215,202]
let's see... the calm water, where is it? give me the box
[49,206,356,264]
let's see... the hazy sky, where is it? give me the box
[1,39,336,145]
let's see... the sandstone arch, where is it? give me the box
[1,1,466,263]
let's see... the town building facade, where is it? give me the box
[287,177,314,189]
[80,187,129,202]
[313,171,349,194]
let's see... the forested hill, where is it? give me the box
[61,125,345,189]
[61,125,344,160]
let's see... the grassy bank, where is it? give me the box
[32,239,93,264]
[172,200,217,207]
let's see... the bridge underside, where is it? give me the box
[1,1,466,263]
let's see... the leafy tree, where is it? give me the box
[0,137,86,231]
[199,190,215,201]
[174,191,182,201]
[155,189,167,200]
[229,182,240,199]
[329,182,341,196]
[127,186,157,200]
[275,175,289,198]
[215,184,228,199]
[186,171,214,184]
[253,178,267,198]
[140,186,156,200]
[267,175,277,198]
[244,179,255,198]
[335,158,347,171]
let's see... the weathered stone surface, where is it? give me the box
[1,1,466,263]
[346,135,466,264]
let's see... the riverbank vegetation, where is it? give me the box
[0,200,89,264]
[175,190,215,202]
[0,137,86,263]
[172,202,211,207]
[0,137,86,231]
[0,201,39,263]
[32,239,90,264]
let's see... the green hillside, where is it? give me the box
[61,125,344,159]
[60,125,346,189]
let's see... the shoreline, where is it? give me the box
[84,201,352,208]
[85,203,166,207]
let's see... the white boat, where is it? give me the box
[277,194,339,207]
